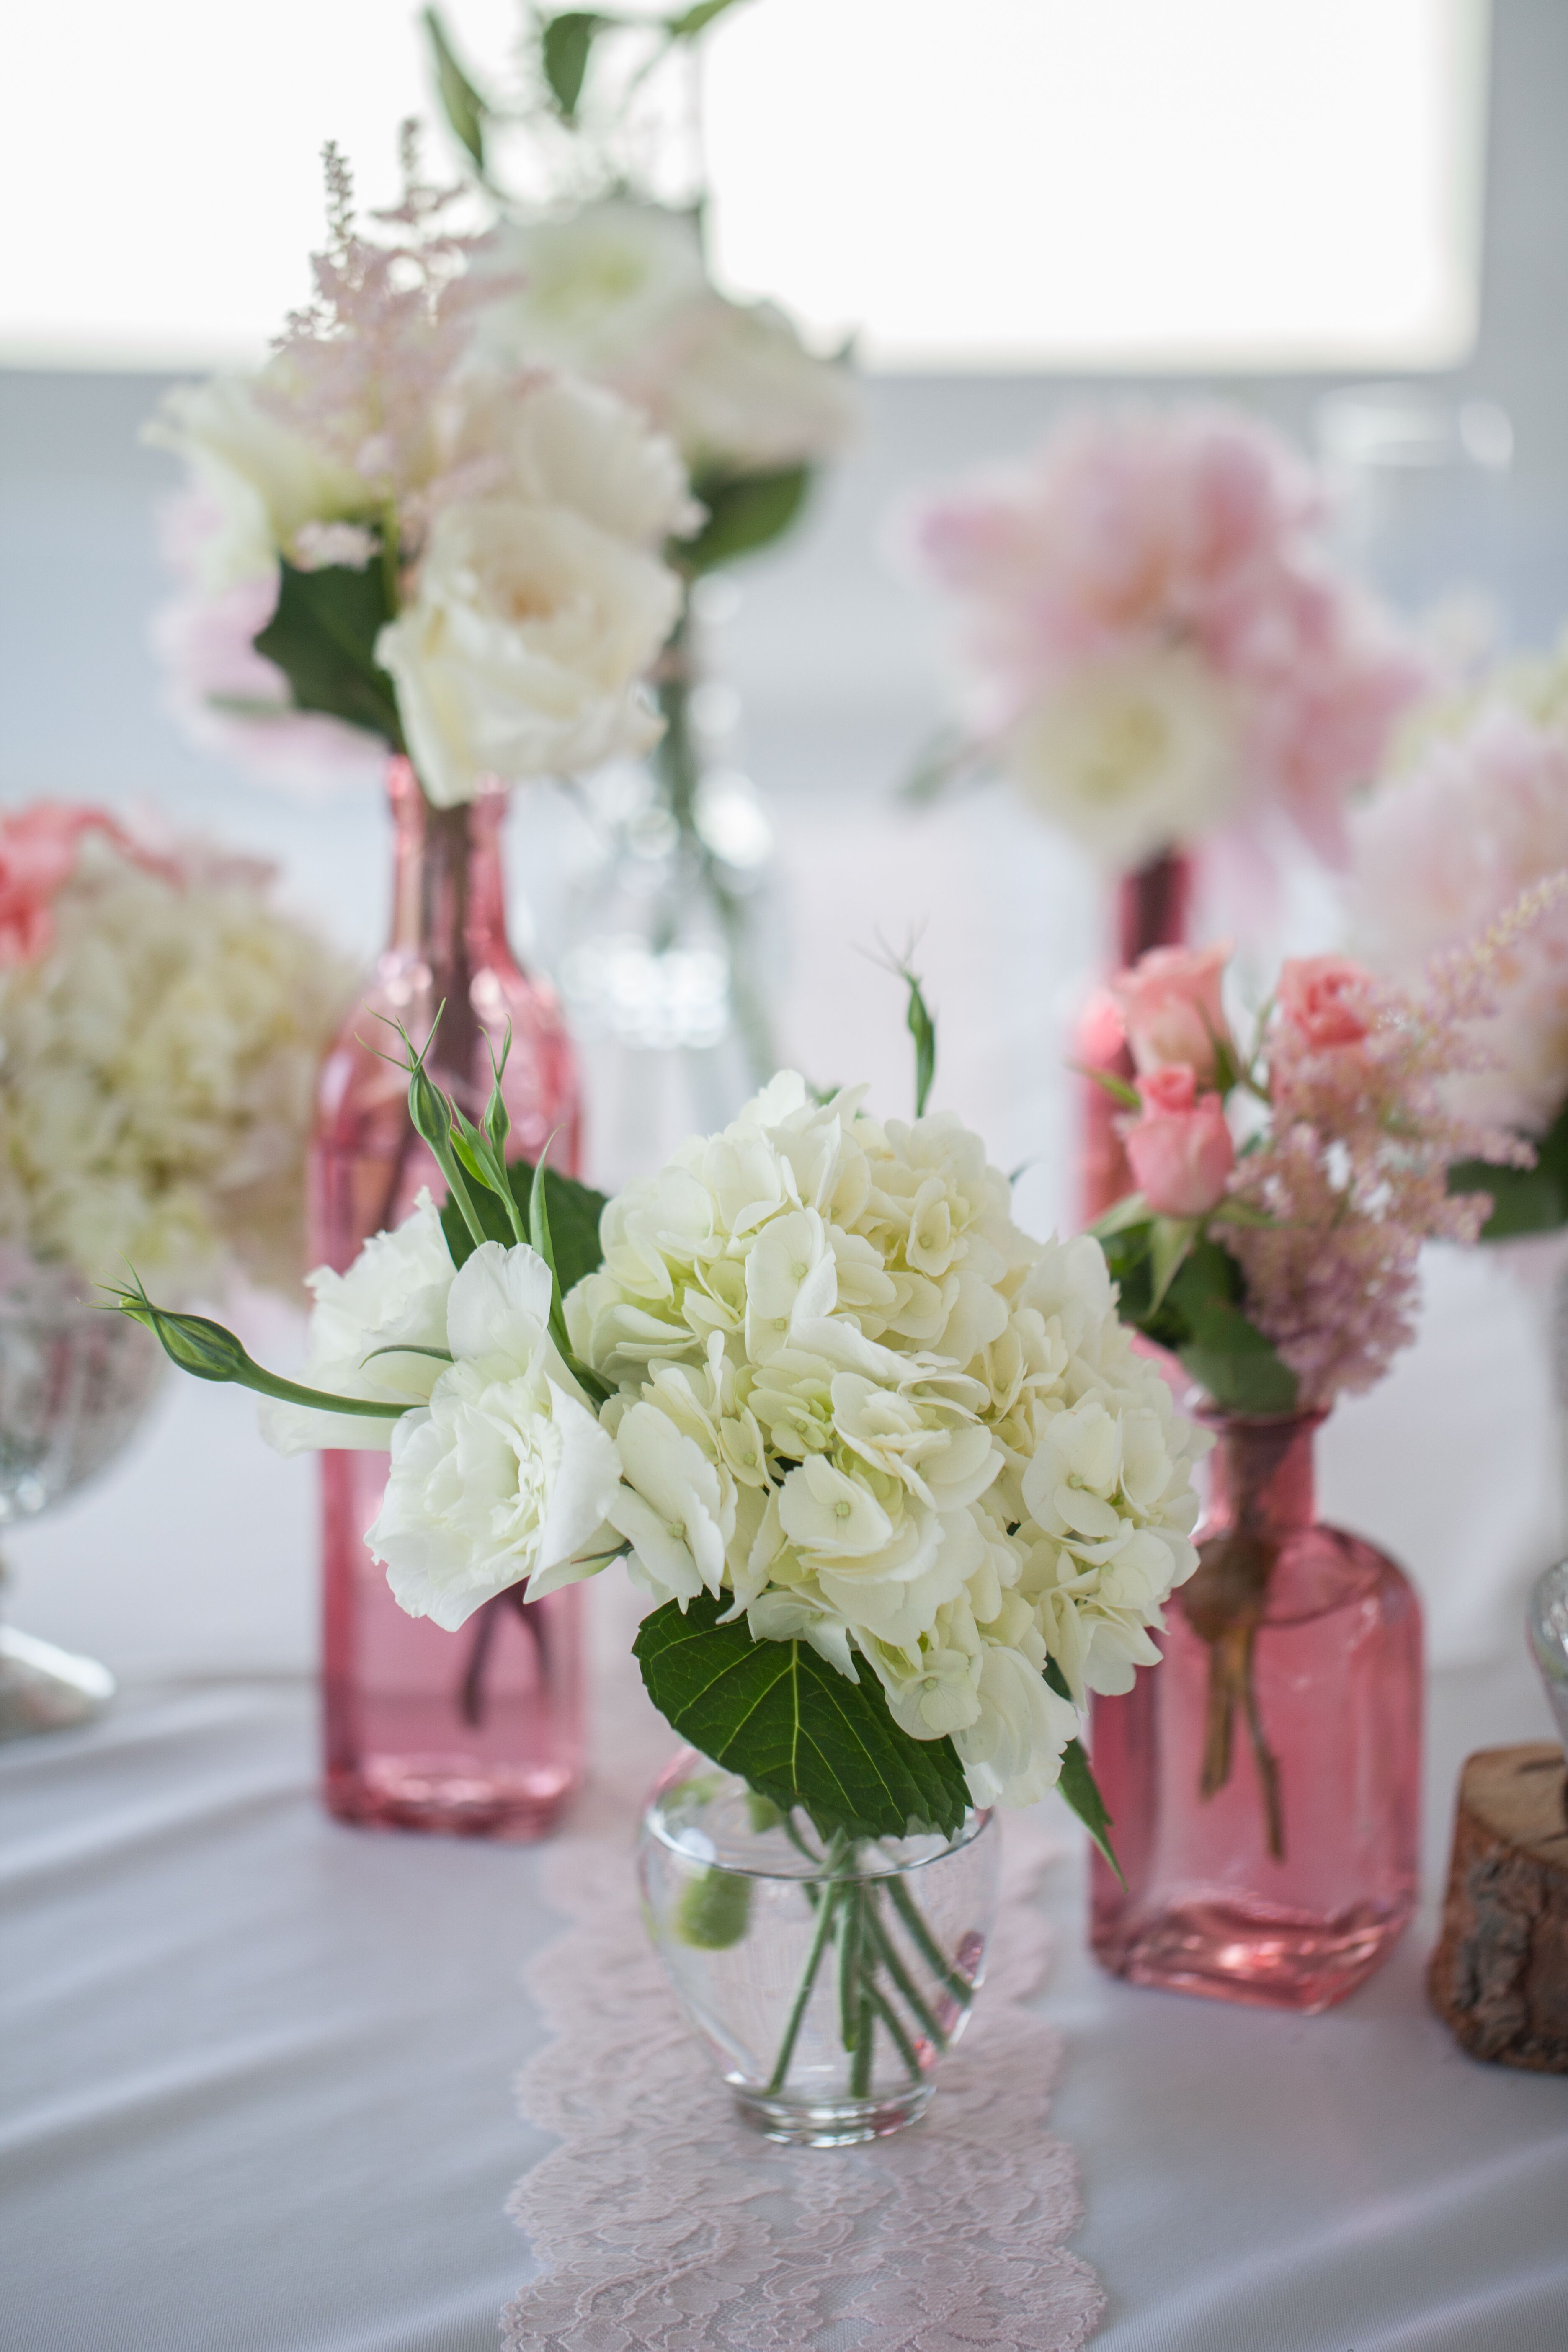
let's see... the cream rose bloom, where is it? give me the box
[446,371,700,550]
[370,1242,623,1630]
[1003,644,1241,869]
[259,1190,456,1456]
[652,298,859,477]
[145,373,371,591]
[476,201,710,379]
[375,497,682,806]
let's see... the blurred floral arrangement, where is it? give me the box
[912,405,1423,873]
[148,132,692,807]
[1086,928,1535,1412]
[0,802,350,1297]
[1351,635,1568,1237]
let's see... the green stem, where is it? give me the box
[863,1895,948,2053]
[837,1872,863,2052]
[765,1830,848,2096]
[867,1979,924,2088]
[886,1874,972,2009]
[850,1983,875,2099]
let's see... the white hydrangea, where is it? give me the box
[0,829,351,1295]
[565,1073,1207,1807]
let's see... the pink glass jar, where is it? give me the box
[1090,1411,1422,2011]
[310,759,585,1839]
[1075,850,1192,1228]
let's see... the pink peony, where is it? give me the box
[0,804,133,966]
[1277,955,1373,1051]
[1120,1065,1235,1218]
[913,404,1424,867]
[1110,940,1234,1084]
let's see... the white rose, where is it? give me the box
[145,372,371,592]
[654,297,859,476]
[446,370,700,549]
[1003,644,1242,869]
[369,1241,622,1630]
[259,1190,455,1457]
[377,498,681,805]
[476,201,710,377]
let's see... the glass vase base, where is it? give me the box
[1094,1893,1413,2014]
[324,1756,578,1842]
[0,1625,115,1741]
[731,2083,933,2147]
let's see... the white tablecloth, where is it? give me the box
[6,1617,1567,2352]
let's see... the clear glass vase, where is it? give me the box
[1075,849,1192,1228]
[638,1749,1000,2146]
[555,596,782,1190]
[309,758,585,1838]
[1090,1410,1422,2011]
[0,1263,163,1738]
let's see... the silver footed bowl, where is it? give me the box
[1527,1560,1568,1756]
[0,1265,164,1739]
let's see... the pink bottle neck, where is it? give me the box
[1114,848,1193,968]
[385,757,512,977]
[1199,1411,1325,1543]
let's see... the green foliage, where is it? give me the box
[106,1281,411,1423]
[423,8,488,170]
[675,1866,753,1948]
[439,1155,609,1296]
[678,465,812,574]
[253,559,403,750]
[667,0,749,35]
[903,966,936,1118]
[542,11,606,121]
[1057,1739,1122,1880]
[1096,1222,1298,1416]
[634,1593,972,1841]
[1451,1099,1568,1239]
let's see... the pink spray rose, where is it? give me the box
[0,804,131,966]
[1277,956,1372,1051]
[1109,941,1235,1084]
[1120,1065,1236,1218]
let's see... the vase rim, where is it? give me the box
[645,1748,993,1882]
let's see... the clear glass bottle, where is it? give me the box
[310,758,585,1838]
[638,1750,1000,2146]
[1075,849,1193,1227]
[1090,1410,1422,2011]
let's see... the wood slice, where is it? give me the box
[1428,1743,1568,2072]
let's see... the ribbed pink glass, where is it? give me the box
[1090,1411,1422,2011]
[1075,849,1193,1228]
[310,758,585,1839]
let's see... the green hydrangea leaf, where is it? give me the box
[634,1592,971,1841]
[1057,1736,1122,1880]
[677,465,812,574]
[1177,1297,1298,1415]
[253,558,402,749]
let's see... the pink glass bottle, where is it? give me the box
[1076,850,1193,1228]
[310,758,585,1839]
[1090,1411,1422,2011]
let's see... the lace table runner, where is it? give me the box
[503,1645,1105,2352]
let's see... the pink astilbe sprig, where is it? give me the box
[1221,885,1565,1406]
[260,127,503,533]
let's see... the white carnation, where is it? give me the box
[1003,644,1242,870]
[369,1242,622,1630]
[258,1191,456,1457]
[375,497,682,807]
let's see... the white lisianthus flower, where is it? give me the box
[368,1242,622,1630]
[1003,645,1241,870]
[259,1190,456,1456]
[144,373,371,592]
[375,498,682,807]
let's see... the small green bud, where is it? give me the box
[674,1866,752,1950]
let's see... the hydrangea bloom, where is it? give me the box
[566,1073,1207,1805]
[0,805,351,1294]
[914,405,1422,869]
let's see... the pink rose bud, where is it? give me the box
[1121,1067,1235,1218]
[1277,955,1372,1050]
[1109,940,1235,1085]
[1074,986,1127,1068]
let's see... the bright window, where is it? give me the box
[0,0,1488,372]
